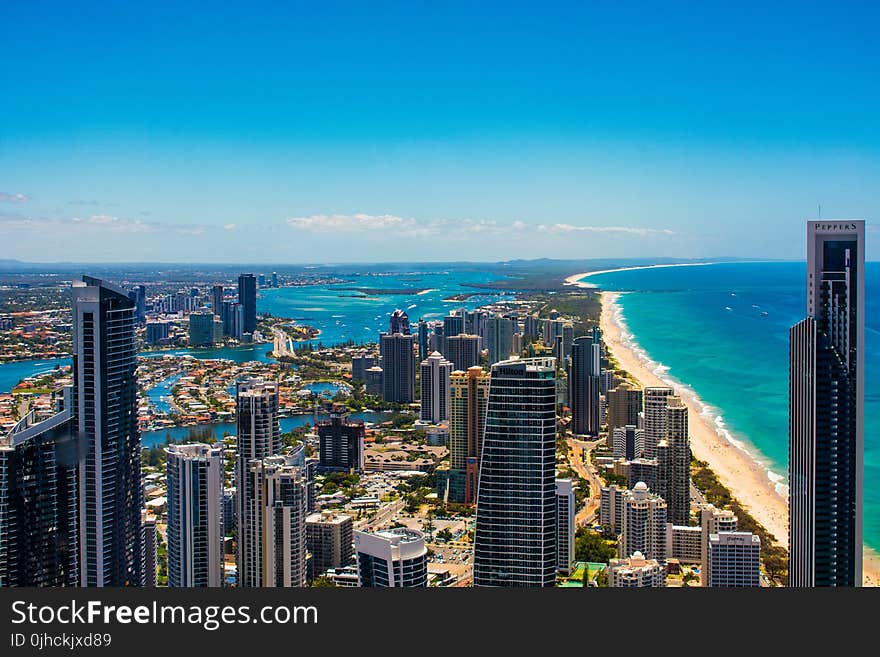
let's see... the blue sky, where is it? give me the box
[1,1,878,262]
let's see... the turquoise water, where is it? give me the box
[582,261,879,552]
[141,410,383,448]
[0,268,508,392]
[259,267,512,346]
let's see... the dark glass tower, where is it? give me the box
[473,358,557,587]
[568,329,601,437]
[789,220,864,587]
[73,276,142,586]
[237,273,257,335]
[389,308,411,335]
[0,401,79,587]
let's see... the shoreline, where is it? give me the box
[597,289,880,586]
[564,262,716,288]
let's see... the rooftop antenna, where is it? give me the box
[818,202,822,219]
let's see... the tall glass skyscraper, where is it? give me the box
[473,358,557,587]
[789,220,865,587]
[237,273,257,335]
[568,330,601,437]
[73,276,142,587]
[0,396,78,587]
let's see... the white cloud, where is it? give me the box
[224,223,237,230]
[0,192,29,203]
[286,213,674,239]
[0,213,216,236]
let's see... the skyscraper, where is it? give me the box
[445,334,481,371]
[0,399,78,587]
[166,443,224,587]
[188,311,216,347]
[380,332,415,404]
[620,482,667,562]
[306,511,354,576]
[417,319,430,359]
[486,316,515,365]
[605,380,643,435]
[642,387,673,458]
[473,358,557,587]
[73,276,142,587]
[244,455,308,587]
[419,351,452,424]
[237,273,257,334]
[656,395,690,526]
[556,479,576,576]
[316,409,365,472]
[449,366,490,505]
[568,332,601,437]
[389,308,411,335]
[707,532,761,588]
[354,528,427,587]
[789,219,865,587]
[613,425,644,461]
[235,379,282,587]
[211,284,224,318]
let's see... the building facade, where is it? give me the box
[166,443,224,587]
[354,528,427,587]
[473,358,557,587]
[789,220,864,587]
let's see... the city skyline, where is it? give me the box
[2,2,879,263]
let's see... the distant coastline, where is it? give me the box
[563,262,717,288]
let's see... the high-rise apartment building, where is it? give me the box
[380,332,415,404]
[445,334,481,371]
[316,409,365,472]
[620,482,667,562]
[707,532,761,587]
[419,351,452,424]
[188,311,216,347]
[73,276,142,587]
[600,484,626,535]
[474,358,557,587]
[700,504,738,575]
[608,552,665,587]
[789,220,864,587]
[306,511,354,576]
[141,512,157,587]
[613,425,644,461]
[448,367,490,505]
[166,443,224,587]
[354,528,427,587]
[244,455,308,587]
[235,379,282,587]
[642,386,674,459]
[605,380,643,434]
[556,479,576,576]
[656,395,691,526]
[486,316,515,366]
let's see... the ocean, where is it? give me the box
[0,267,511,392]
[580,261,879,553]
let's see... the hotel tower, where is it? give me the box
[789,220,864,587]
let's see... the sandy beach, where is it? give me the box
[598,289,880,586]
[564,262,715,288]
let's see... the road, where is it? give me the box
[354,498,406,532]
[566,437,604,527]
